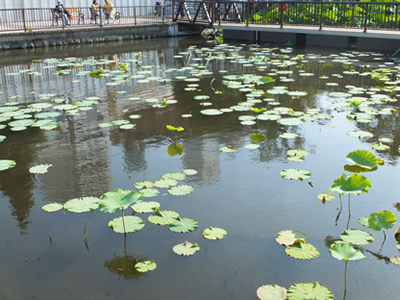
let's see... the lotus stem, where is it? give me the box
[379,231,387,254]
[343,260,348,300]
[335,194,343,225]
[346,194,351,229]
[122,208,127,236]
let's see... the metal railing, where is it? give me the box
[0,5,174,32]
[171,1,400,31]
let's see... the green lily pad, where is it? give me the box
[168,185,194,196]
[330,174,371,195]
[64,197,99,213]
[330,241,365,261]
[154,179,178,188]
[219,146,236,152]
[285,240,320,260]
[340,229,374,245]
[29,164,52,174]
[134,181,154,189]
[345,150,378,169]
[135,260,157,272]
[148,207,179,225]
[129,114,142,119]
[182,169,198,175]
[111,120,129,126]
[287,149,309,157]
[257,284,287,300]
[200,109,223,116]
[358,217,370,228]
[287,282,334,300]
[279,133,298,139]
[368,210,396,231]
[370,142,390,151]
[346,130,374,139]
[244,144,260,149]
[173,241,200,256]
[131,201,160,213]
[162,172,186,180]
[168,217,198,233]
[139,188,160,198]
[98,123,113,128]
[42,202,63,212]
[120,124,135,130]
[280,169,312,181]
[203,227,227,240]
[278,118,306,126]
[276,230,308,246]
[0,159,16,171]
[250,133,266,144]
[99,189,143,213]
[108,216,145,233]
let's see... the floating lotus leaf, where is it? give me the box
[285,240,320,260]
[0,159,16,171]
[343,164,377,173]
[181,114,192,118]
[219,146,236,152]
[287,91,308,97]
[316,193,335,202]
[203,227,227,240]
[276,230,308,246]
[340,229,374,245]
[194,95,210,100]
[358,217,370,227]
[287,149,309,157]
[134,181,154,189]
[390,256,400,265]
[40,121,61,130]
[169,217,198,233]
[345,150,378,170]
[182,169,198,175]
[98,122,113,128]
[200,109,223,116]
[148,208,179,225]
[8,119,34,127]
[173,241,200,256]
[370,142,390,151]
[346,130,374,139]
[64,197,99,213]
[287,282,334,300]
[244,144,260,149]
[167,143,184,156]
[0,135,6,142]
[29,103,53,109]
[99,189,143,213]
[330,174,371,195]
[35,112,62,119]
[379,137,393,143]
[132,201,160,213]
[29,164,52,174]
[120,124,135,130]
[168,185,194,196]
[139,188,160,198]
[280,169,312,181]
[238,115,256,121]
[258,114,281,121]
[241,120,256,126]
[111,120,129,126]
[257,284,287,300]
[250,133,266,144]
[368,210,396,231]
[162,172,186,180]
[330,241,365,261]
[11,126,27,132]
[135,260,157,272]
[108,216,145,233]
[42,202,63,212]
[154,179,178,188]
[287,156,304,162]
[279,133,298,139]
[128,114,142,119]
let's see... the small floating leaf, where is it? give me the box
[203,227,227,240]
[169,217,198,233]
[285,240,320,260]
[182,169,198,175]
[148,207,179,225]
[154,179,178,188]
[134,181,154,189]
[139,188,160,198]
[172,241,200,256]
[390,256,400,265]
[340,229,374,245]
[346,130,374,139]
[168,185,194,196]
[162,172,186,180]
[287,282,334,300]
[135,260,157,272]
[279,133,298,139]
[132,201,160,213]
[370,142,390,151]
[29,164,52,174]
[257,284,287,300]
[64,197,99,213]
[0,159,16,171]
[280,169,312,181]
[316,193,335,202]
[108,216,145,233]
[276,230,308,246]
[42,202,63,212]
[219,146,236,152]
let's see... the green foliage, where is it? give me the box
[203,227,227,240]
[99,189,143,213]
[172,241,200,256]
[368,210,396,231]
[257,284,287,300]
[330,174,371,196]
[64,197,99,213]
[287,282,334,300]
[285,240,320,260]
[330,241,366,261]
[345,150,378,170]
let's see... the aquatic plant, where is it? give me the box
[368,210,396,253]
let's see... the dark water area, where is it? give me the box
[0,37,400,299]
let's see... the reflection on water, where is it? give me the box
[0,37,399,299]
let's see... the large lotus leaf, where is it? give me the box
[134,181,154,189]
[203,227,227,240]
[368,210,396,231]
[172,241,200,256]
[0,159,16,171]
[99,189,143,213]
[345,150,378,169]
[346,130,374,139]
[135,260,157,272]
[132,201,160,213]
[42,202,63,212]
[219,146,236,152]
[168,217,198,233]
[162,172,186,180]
[168,185,194,196]
[250,133,266,144]
[168,143,184,156]
[276,230,308,246]
[287,149,309,157]
[285,240,320,260]
[64,197,99,213]
[108,216,145,233]
[139,188,160,198]
[280,169,312,181]
[154,179,178,188]
[257,284,287,300]
[340,229,374,245]
[330,241,366,261]
[287,282,334,300]
[330,174,371,195]
[148,207,179,225]
[29,164,52,174]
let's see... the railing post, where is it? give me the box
[162,5,165,23]
[100,5,103,27]
[363,3,369,32]
[211,3,214,26]
[351,3,355,28]
[280,1,283,28]
[134,7,137,25]
[395,4,398,29]
[319,1,323,30]
[219,2,221,26]
[246,1,249,27]
[22,8,27,32]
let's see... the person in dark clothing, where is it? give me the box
[54,0,71,25]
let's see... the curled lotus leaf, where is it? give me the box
[287,282,334,300]
[276,230,308,246]
[168,185,194,196]
[340,229,374,245]
[280,169,312,181]
[154,178,178,188]
[108,216,145,234]
[135,260,157,273]
[257,284,287,300]
[285,240,320,260]
[99,189,143,213]
[343,164,377,173]
[168,217,198,233]
[203,227,227,240]
[148,207,179,225]
[29,164,52,174]
[131,201,160,213]
[162,172,186,180]
[330,241,365,261]
[172,241,200,256]
[166,125,184,131]
[64,197,99,213]
[42,202,63,212]
[368,210,396,231]
[330,174,371,196]
[134,181,154,189]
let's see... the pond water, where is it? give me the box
[0,37,400,300]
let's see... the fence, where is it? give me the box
[0,5,174,32]
[172,1,400,31]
